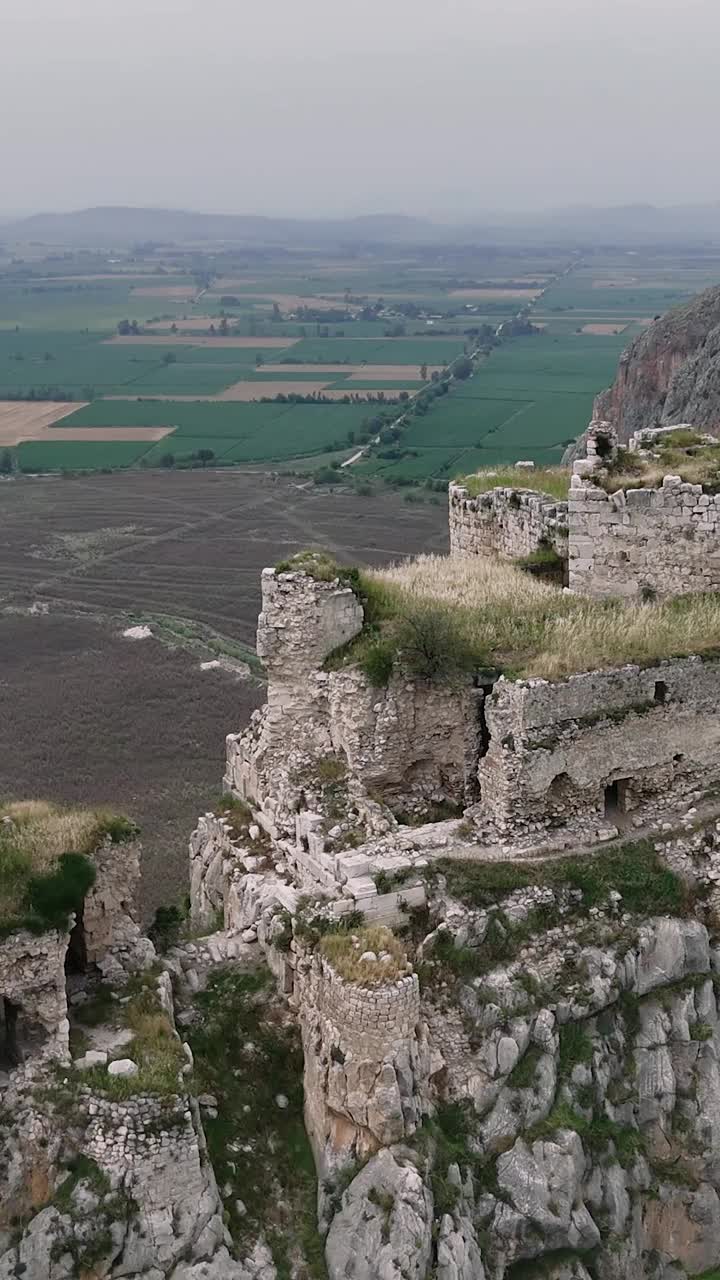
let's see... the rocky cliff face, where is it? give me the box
[587,285,720,444]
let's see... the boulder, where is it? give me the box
[326,1148,433,1280]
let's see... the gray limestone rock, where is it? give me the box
[326,1148,433,1280]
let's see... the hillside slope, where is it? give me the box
[592,284,720,440]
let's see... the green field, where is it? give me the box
[16,398,377,471]
[3,243,719,478]
[264,337,466,365]
[15,439,157,470]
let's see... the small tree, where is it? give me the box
[453,355,473,380]
[420,363,428,381]
[0,448,14,475]
[195,449,215,468]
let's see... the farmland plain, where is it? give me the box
[1,240,719,481]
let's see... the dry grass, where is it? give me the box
[367,554,720,680]
[319,924,411,985]
[1,801,108,874]
[456,467,570,503]
[0,800,135,928]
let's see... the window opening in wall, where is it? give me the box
[0,998,20,1068]
[654,680,668,704]
[65,905,88,976]
[0,998,49,1071]
[604,778,630,818]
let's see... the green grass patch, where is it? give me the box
[456,466,569,502]
[433,838,690,917]
[188,967,326,1278]
[558,1023,594,1076]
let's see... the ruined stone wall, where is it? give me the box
[568,473,720,599]
[0,928,69,1062]
[224,568,484,893]
[449,482,568,561]
[479,655,720,839]
[326,667,481,807]
[79,1088,230,1275]
[294,950,430,1174]
[85,838,155,981]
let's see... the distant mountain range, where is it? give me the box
[0,206,440,248]
[1,202,720,248]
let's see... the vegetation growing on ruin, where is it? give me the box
[319,924,411,984]
[82,972,186,1099]
[432,838,690,918]
[0,800,137,934]
[274,549,361,592]
[596,433,720,493]
[51,1154,136,1273]
[188,967,326,1279]
[457,466,570,502]
[328,553,720,682]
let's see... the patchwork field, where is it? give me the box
[0,400,86,444]
[2,243,719,478]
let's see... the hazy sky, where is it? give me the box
[3,0,720,218]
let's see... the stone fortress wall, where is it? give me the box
[568,470,720,600]
[449,482,568,562]
[451,421,720,602]
[480,655,720,839]
[295,952,428,1170]
[0,837,153,1069]
[218,556,720,870]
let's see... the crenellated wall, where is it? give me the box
[449,482,568,563]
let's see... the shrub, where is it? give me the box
[508,1043,544,1088]
[0,800,136,932]
[25,852,96,931]
[558,1023,594,1076]
[149,900,189,952]
[394,604,478,680]
[358,637,396,686]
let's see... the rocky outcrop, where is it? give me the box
[589,284,720,444]
[326,1148,434,1280]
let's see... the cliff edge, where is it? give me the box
[569,285,720,455]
